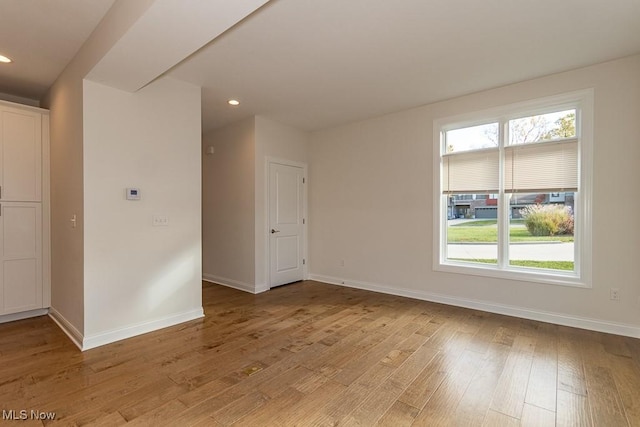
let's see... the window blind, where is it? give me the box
[442,148,499,194]
[504,138,578,193]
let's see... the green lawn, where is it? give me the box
[450,258,574,271]
[448,220,574,243]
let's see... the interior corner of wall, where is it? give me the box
[48,307,84,351]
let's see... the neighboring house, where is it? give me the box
[449,192,574,219]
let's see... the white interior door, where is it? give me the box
[269,162,304,287]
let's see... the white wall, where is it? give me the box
[41,0,154,342]
[82,77,202,346]
[309,55,640,336]
[255,116,309,290]
[200,116,309,293]
[202,117,256,291]
[41,69,86,334]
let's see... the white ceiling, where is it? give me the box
[87,0,269,92]
[1,0,639,133]
[170,0,640,132]
[0,0,115,99]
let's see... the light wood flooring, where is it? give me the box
[1,280,640,426]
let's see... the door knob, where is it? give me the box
[271,229,280,234]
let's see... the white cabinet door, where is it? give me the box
[0,103,45,316]
[0,202,42,314]
[0,108,42,202]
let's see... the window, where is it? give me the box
[434,91,593,287]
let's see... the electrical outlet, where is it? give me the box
[152,215,169,226]
[610,288,620,301]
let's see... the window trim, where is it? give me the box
[432,90,593,288]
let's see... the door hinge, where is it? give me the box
[303,259,306,265]
[302,177,305,184]
[303,218,305,225]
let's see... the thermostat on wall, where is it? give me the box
[126,188,141,200]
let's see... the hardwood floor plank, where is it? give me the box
[584,364,629,426]
[426,314,470,351]
[330,330,417,386]
[576,329,639,427]
[50,408,129,427]
[627,336,640,371]
[607,356,640,426]
[121,399,188,427]
[0,281,637,426]
[557,389,593,427]
[482,409,520,427]
[525,328,558,412]
[411,349,486,425]
[89,411,128,426]
[377,400,420,426]
[0,414,44,427]
[557,326,589,396]
[489,334,536,418]
[493,325,518,347]
[43,371,160,424]
[117,380,193,421]
[307,362,397,426]
[341,380,406,426]
[210,390,270,425]
[258,365,315,398]
[521,403,556,427]
[453,342,511,425]
[397,350,449,410]
[278,379,347,426]
[466,315,503,355]
[601,333,634,358]
[388,342,439,388]
[233,387,305,426]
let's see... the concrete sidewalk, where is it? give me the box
[447,242,574,261]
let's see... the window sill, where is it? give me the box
[435,260,591,288]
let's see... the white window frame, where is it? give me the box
[433,90,593,288]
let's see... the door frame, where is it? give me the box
[265,157,308,290]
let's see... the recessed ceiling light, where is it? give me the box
[228,99,240,106]
[0,54,12,63]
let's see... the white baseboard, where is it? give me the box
[0,308,49,325]
[308,273,640,339]
[81,308,204,351]
[48,307,83,350]
[203,273,266,294]
[255,283,270,294]
[50,306,204,352]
